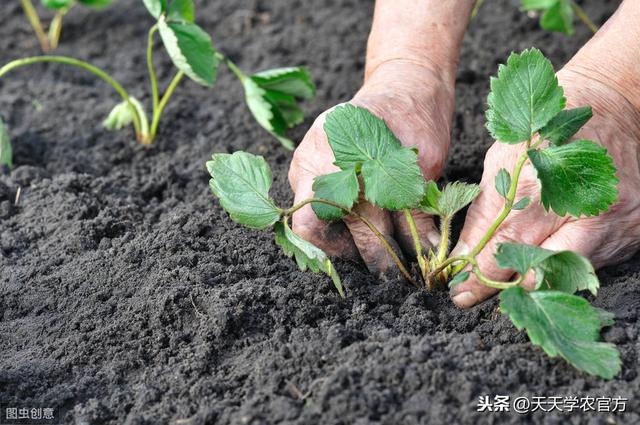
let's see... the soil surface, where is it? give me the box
[1,0,638,424]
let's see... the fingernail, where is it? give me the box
[452,291,479,309]
[427,230,441,248]
[450,240,469,257]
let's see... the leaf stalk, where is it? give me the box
[0,56,148,142]
[450,147,530,277]
[286,198,418,287]
[149,71,185,143]
[48,6,72,50]
[19,0,50,52]
[571,1,598,34]
[216,51,247,82]
[147,25,160,115]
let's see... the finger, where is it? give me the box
[450,170,566,308]
[391,210,440,259]
[342,201,405,280]
[289,116,359,260]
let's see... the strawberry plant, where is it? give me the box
[20,0,115,52]
[207,48,621,379]
[1,0,314,157]
[472,0,598,35]
[520,0,598,34]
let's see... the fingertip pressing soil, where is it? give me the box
[1,1,638,424]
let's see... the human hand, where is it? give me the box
[450,65,640,308]
[288,60,455,278]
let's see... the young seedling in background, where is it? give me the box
[0,117,11,168]
[208,48,621,379]
[520,0,598,34]
[20,0,114,52]
[472,0,598,35]
[0,0,314,165]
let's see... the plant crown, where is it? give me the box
[207,48,621,379]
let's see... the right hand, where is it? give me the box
[288,60,456,279]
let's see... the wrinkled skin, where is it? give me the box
[288,60,454,278]
[451,66,640,307]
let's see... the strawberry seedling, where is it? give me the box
[20,0,114,52]
[472,0,598,35]
[207,48,621,379]
[1,0,314,161]
[520,0,598,34]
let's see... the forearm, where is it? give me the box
[365,0,476,83]
[564,0,640,111]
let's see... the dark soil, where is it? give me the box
[1,0,638,424]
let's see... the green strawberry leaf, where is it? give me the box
[486,48,566,143]
[539,107,592,146]
[500,287,620,379]
[142,0,167,18]
[521,0,557,9]
[158,17,217,86]
[433,181,480,217]
[42,0,73,9]
[495,243,555,276]
[312,169,359,221]
[206,152,281,230]
[275,221,344,297]
[243,78,292,150]
[449,271,470,288]
[540,0,575,35]
[512,196,531,210]
[324,104,400,168]
[495,168,511,198]
[0,117,12,168]
[534,251,599,295]
[528,140,618,217]
[77,0,114,7]
[323,105,425,210]
[243,67,316,150]
[263,91,304,128]
[418,181,480,218]
[419,181,442,215]
[360,148,425,210]
[495,243,599,295]
[167,0,194,23]
[251,67,316,100]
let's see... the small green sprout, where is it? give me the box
[472,0,598,35]
[520,0,599,34]
[19,0,114,52]
[0,117,12,168]
[207,48,621,379]
[1,0,314,162]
